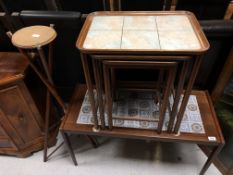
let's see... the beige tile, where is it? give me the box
[89,16,124,31]
[159,30,201,50]
[121,30,160,49]
[124,16,156,30]
[83,30,122,49]
[156,15,193,31]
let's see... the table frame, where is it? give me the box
[64,11,222,175]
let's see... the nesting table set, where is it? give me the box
[76,11,209,133]
[59,11,224,175]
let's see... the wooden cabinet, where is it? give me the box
[0,52,45,157]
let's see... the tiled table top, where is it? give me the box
[78,12,209,52]
[77,90,205,134]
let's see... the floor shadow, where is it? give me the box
[114,138,199,164]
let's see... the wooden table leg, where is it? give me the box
[199,144,224,175]
[157,66,177,133]
[86,135,99,148]
[103,64,113,129]
[93,59,105,128]
[110,68,117,101]
[168,61,189,133]
[174,56,202,133]
[80,53,99,131]
[61,132,78,166]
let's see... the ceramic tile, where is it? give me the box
[121,30,160,49]
[83,30,122,49]
[124,16,156,30]
[84,15,203,51]
[89,16,124,31]
[159,30,201,50]
[156,15,193,31]
[77,91,205,134]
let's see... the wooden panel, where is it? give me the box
[0,127,6,137]
[0,137,13,148]
[0,52,28,86]
[0,110,19,150]
[0,85,43,144]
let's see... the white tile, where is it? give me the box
[156,15,193,31]
[159,30,201,50]
[121,30,160,49]
[89,16,124,31]
[77,91,205,134]
[124,16,156,30]
[83,30,122,49]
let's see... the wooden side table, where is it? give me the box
[9,25,66,162]
[0,52,46,157]
[8,25,98,162]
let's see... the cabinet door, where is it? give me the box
[0,83,43,148]
[0,110,17,150]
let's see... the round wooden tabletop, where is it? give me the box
[11,25,57,49]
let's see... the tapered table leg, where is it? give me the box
[199,144,223,175]
[80,53,99,131]
[61,132,78,166]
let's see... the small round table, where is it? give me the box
[11,25,66,162]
